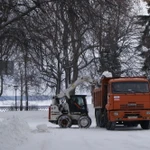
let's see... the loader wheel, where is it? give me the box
[140,121,150,129]
[58,115,72,128]
[78,116,92,128]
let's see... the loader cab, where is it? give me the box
[68,95,88,115]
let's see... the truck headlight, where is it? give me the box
[146,111,150,115]
[114,112,119,116]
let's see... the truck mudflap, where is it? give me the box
[108,110,150,122]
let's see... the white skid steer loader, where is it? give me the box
[48,76,96,128]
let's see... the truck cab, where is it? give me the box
[93,76,150,130]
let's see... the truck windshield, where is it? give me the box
[112,82,149,93]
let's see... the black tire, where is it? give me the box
[95,110,100,127]
[95,109,106,127]
[58,115,72,128]
[100,113,106,127]
[78,116,92,128]
[140,121,150,129]
[106,121,116,130]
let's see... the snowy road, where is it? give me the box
[15,123,150,150]
[1,105,150,150]
[16,128,150,150]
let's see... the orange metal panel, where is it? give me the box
[108,110,150,122]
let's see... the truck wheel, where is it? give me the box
[78,116,92,128]
[58,115,72,128]
[106,121,116,130]
[100,113,106,127]
[96,110,106,127]
[140,121,150,129]
[95,110,100,127]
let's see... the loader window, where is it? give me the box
[72,97,85,108]
[112,82,149,93]
[70,96,87,113]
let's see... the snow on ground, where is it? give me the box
[0,104,150,150]
[0,116,30,150]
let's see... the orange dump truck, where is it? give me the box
[92,76,150,130]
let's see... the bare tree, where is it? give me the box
[136,0,150,75]
[0,0,144,98]
[91,0,142,77]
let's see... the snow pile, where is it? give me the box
[101,71,112,77]
[36,124,49,132]
[0,116,30,150]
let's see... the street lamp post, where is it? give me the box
[14,85,18,111]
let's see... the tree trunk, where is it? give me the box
[0,75,3,96]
